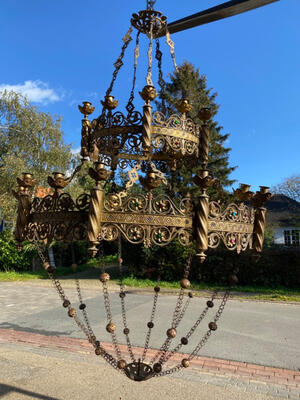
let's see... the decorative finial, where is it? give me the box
[78,102,95,119]
[101,95,118,110]
[234,183,254,202]
[47,172,71,195]
[139,85,157,103]
[176,98,192,114]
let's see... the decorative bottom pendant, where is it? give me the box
[124,360,153,381]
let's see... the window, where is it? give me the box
[284,230,300,246]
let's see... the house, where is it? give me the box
[266,194,300,247]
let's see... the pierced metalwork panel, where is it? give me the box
[26,220,87,242]
[152,112,198,135]
[208,201,255,253]
[100,223,192,248]
[209,201,255,223]
[31,193,90,213]
[100,192,193,247]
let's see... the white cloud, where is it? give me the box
[0,80,62,104]
[71,147,81,155]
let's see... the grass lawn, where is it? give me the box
[118,276,300,302]
[1,263,299,303]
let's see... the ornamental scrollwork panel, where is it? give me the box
[99,223,193,248]
[208,231,252,253]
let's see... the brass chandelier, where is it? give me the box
[13,1,272,382]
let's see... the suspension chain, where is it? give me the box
[118,236,136,362]
[154,290,230,377]
[155,39,166,112]
[147,0,156,10]
[104,27,133,103]
[141,279,160,362]
[165,28,178,72]
[150,256,192,365]
[125,31,141,115]
[146,23,154,86]
[32,233,121,371]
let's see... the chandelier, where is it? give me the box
[12,2,272,382]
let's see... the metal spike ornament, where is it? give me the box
[13,5,271,382]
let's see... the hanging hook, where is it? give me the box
[147,0,156,10]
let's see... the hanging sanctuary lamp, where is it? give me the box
[12,0,274,382]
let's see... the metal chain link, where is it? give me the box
[118,236,136,362]
[75,279,97,342]
[150,256,192,365]
[147,0,156,10]
[155,39,166,112]
[32,231,120,371]
[146,23,154,86]
[188,290,230,361]
[125,31,140,115]
[141,286,159,362]
[104,27,133,102]
[162,290,218,364]
[165,28,178,72]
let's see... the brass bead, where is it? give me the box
[119,292,126,298]
[154,286,160,293]
[62,300,70,308]
[117,359,127,369]
[123,328,130,335]
[181,337,188,345]
[68,308,76,318]
[95,347,102,356]
[207,300,214,308]
[106,322,116,333]
[209,322,217,331]
[229,274,238,286]
[180,278,190,289]
[99,273,110,283]
[79,303,86,310]
[198,107,212,121]
[166,328,177,338]
[42,262,50,270]
[147,322,154,329]
[188,291,194,298]
[153,363,162,373]
[47,265,56,274]
[181,358,190,368]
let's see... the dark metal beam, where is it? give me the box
[156,0,279,37]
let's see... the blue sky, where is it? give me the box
[1,0,299,191]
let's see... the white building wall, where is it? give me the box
[273,226,297,245]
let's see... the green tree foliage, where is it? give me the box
[0,90,72,220]
[156,61,236,200]
[0,230,34,271]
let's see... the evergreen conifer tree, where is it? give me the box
[156,61,236,200]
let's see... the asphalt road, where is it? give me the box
[0,281,299,371]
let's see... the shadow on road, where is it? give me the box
[0,322,73,337]
[0,383,60,400]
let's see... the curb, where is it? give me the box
[0,327,299,389]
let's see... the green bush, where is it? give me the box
[0,231,34,271]
[122,236,300,288]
